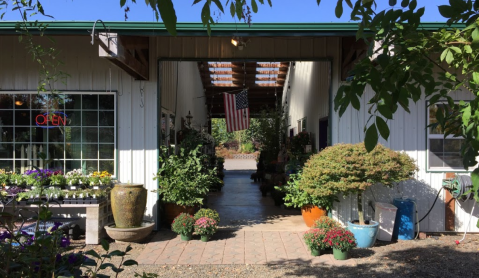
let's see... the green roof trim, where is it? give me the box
[0,21,464,37]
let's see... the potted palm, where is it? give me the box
[275,173,338,227]
[154,145,219,225]
[301,143,417,248]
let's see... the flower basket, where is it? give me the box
[194,217,218,240]
[171,213,196,241]
[312,216,341,230]
[324,227,357,260]
[303,228,328,256]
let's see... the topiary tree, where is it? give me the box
[300,143,418,225]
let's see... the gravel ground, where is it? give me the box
[70,232,479,278]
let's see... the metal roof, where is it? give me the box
[0,21,461,37]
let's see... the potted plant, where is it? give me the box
[45,187,64,203]
[303,228,328,256]
[275,173,338,227]
[301,143,417,247]
[49,170,66,188]
[324,227,357,260]
[24,169,53,188]
[0,169,11,187]
[194,208,220,223]
[9,172,26,188]
[65,169,82,189]
[312,216,341,230]
[171,213,196,241]
[154,145,217,225]
[194,217,218,242]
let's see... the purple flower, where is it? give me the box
[60,237,70,248]
[68,253,78,264]
[50,222,62,232]
[56,253,62,262]
[0,232,11,241]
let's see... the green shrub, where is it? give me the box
[194,208,220,223]
[154,145,219,206]
[241,142,255,153]
[275,173,337,210]
[300,143,417,225]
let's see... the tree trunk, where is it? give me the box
[358,192,365,225]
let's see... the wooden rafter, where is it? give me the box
[98,33,149,80]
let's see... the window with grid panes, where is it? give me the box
[427,103,464,170]
[0,92,116,175]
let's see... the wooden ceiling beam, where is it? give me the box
[205,77,285,82]
[201,71,287,76]
[98,33,149,80]
[205,83,283,87]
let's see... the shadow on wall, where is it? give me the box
[266,246,479,277]
[334,179,465,232]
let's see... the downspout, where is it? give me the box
[327,58,333,219]
[156,59,162,230]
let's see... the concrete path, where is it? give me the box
[223,159,256,170]
[136,168,356,266]
[208,170,305,231]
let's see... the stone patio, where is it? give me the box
[137,165,357,266]
[136,230,356,266]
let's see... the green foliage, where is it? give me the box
[171,213,196,235]
[241,142,255,153]
[211,118,234,145]
[0,169,11,185]
[303,228,328,250]
[194,208,221,223]
[312,216,341,231]
[275,173,338,210]
[301,143,417,197]
[324,227,357,252]
[154,145,218,206]
[255,106,288,165]
[194,217,218,236]
[301,143,417,224]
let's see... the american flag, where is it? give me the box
[224,90,250,132]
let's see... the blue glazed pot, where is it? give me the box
[347,220,379,248]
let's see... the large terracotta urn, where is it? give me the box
[301,205,327,227]
[111,183,147,228]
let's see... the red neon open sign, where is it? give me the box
[35,112,67,129]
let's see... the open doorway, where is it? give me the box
[319,117,329,151]
[159,59,331,230]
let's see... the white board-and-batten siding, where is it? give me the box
[0,36,159,224]
[331,84,479,233]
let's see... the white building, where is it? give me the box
[0,21,476,233]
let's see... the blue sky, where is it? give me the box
[1,0,449,22]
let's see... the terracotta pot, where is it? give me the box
[164,203,196,226]
[111,183,147,228]
[301,205,327,227]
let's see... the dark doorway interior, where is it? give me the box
[318,117,328,151]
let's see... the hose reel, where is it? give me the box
[442,175,475,202]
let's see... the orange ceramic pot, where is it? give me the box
[301,205,327,227]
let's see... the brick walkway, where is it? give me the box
[137,166,357,266]
[136,230,357,266]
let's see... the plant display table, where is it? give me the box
[1,200,113,245]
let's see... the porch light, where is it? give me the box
[15,100,24,106]
[231,37,239,47]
